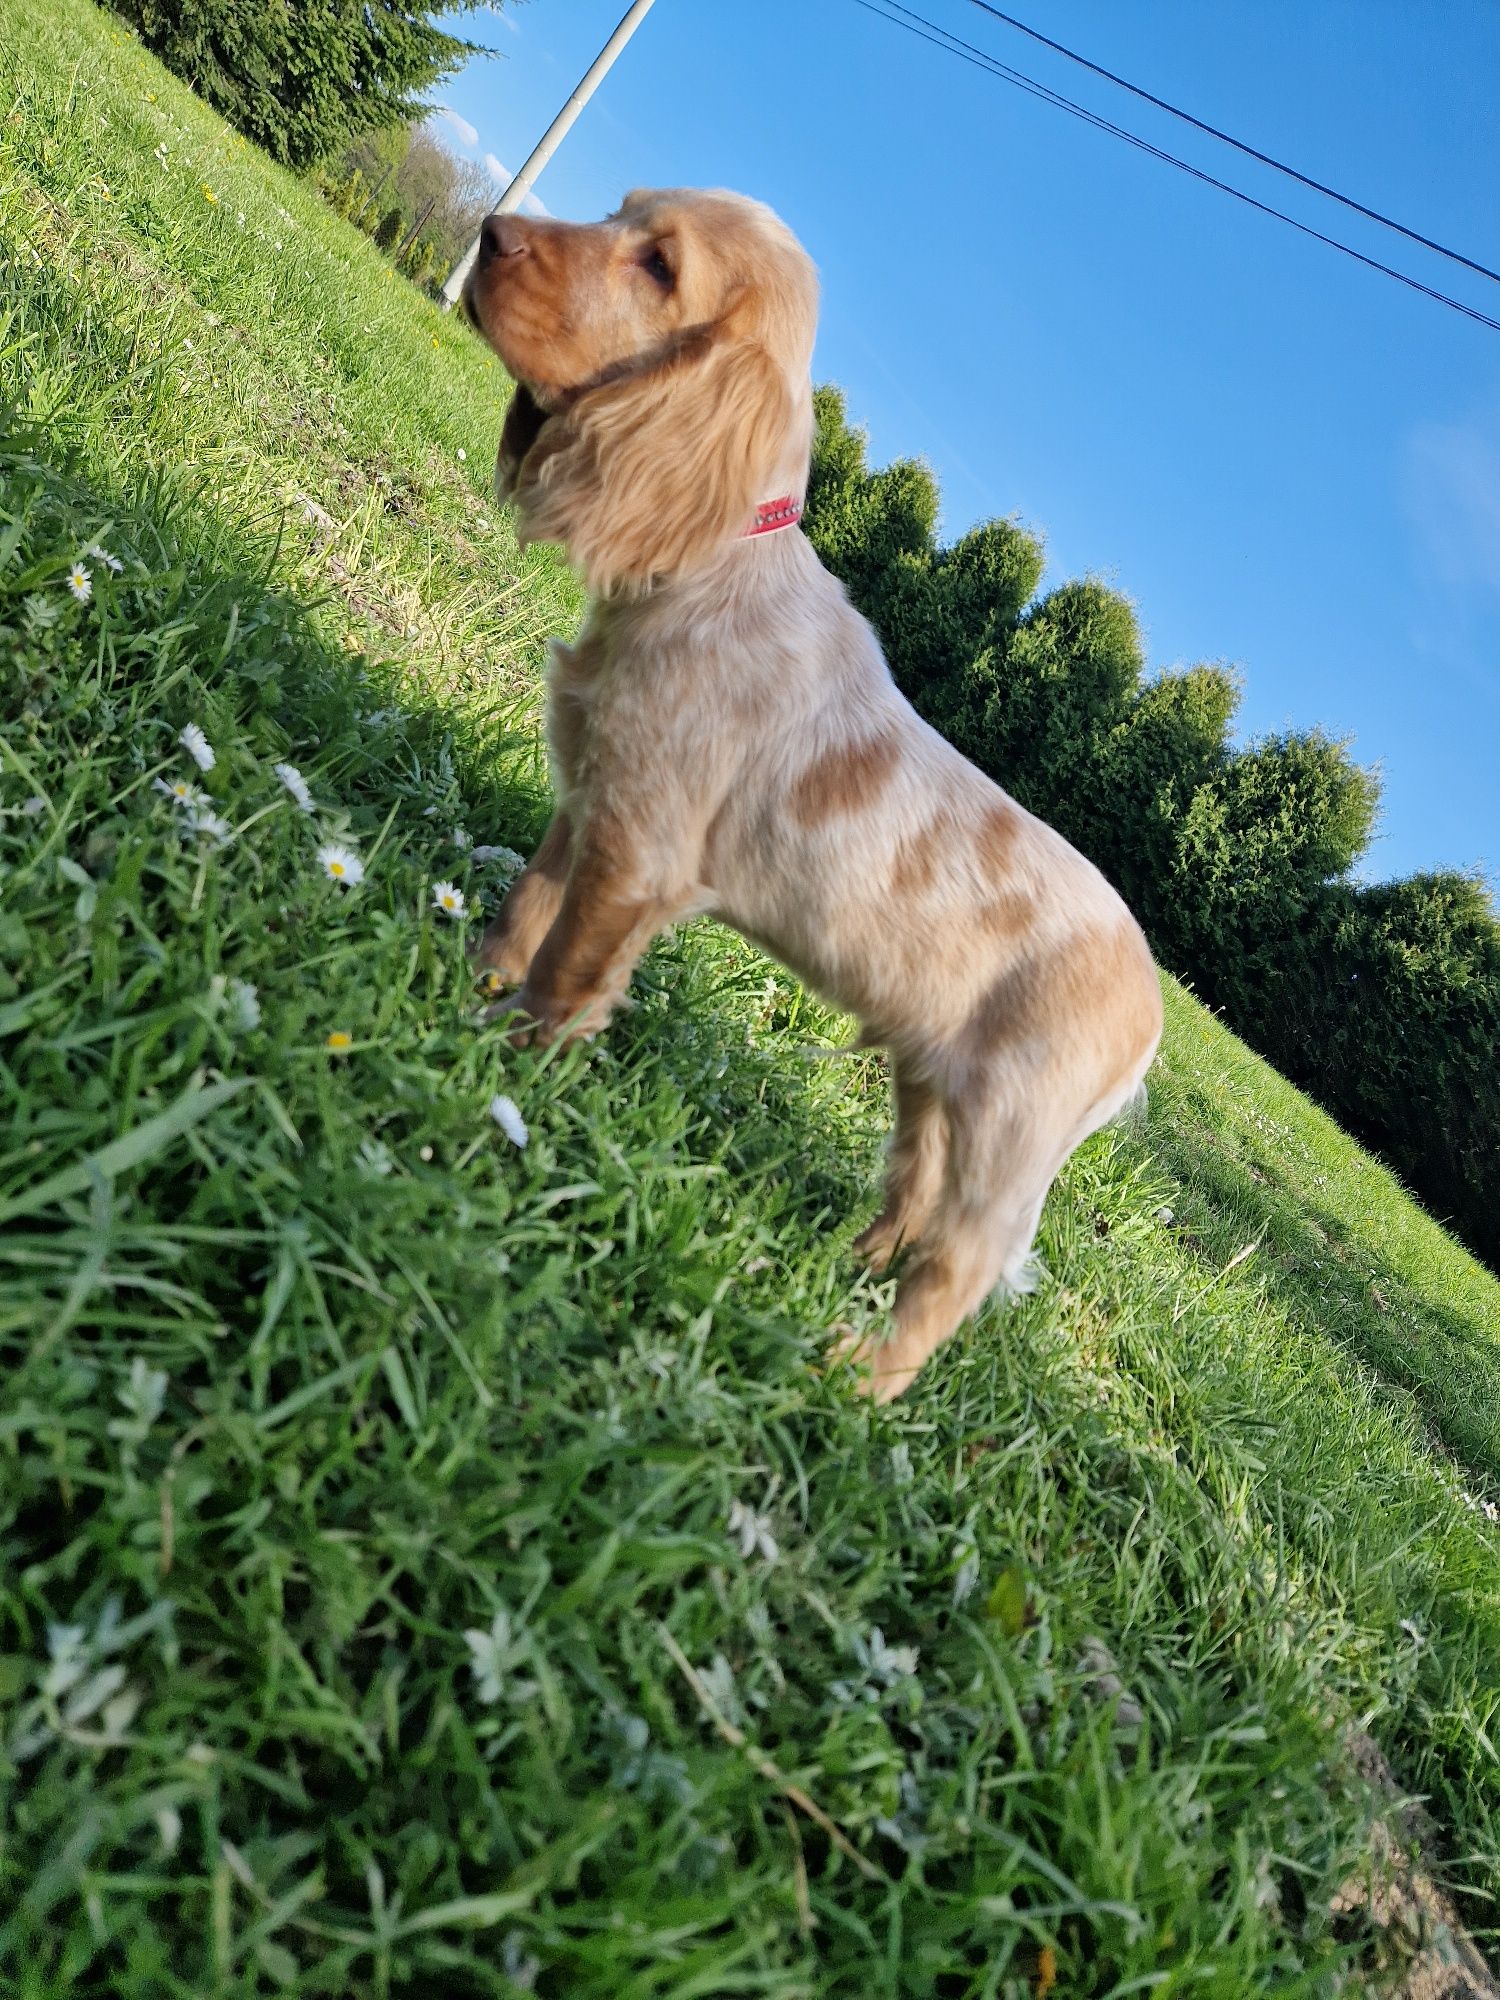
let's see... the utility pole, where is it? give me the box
[439,0,657,312]
[353,159,395,227]
[395,195,439,264]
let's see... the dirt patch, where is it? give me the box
[1334,1731,1498,1997]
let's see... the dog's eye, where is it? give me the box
[641,245,674,290]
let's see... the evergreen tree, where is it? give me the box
[805,386,1500,1271]
[109,0,488,169]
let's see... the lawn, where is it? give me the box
[3,3,1500,1993]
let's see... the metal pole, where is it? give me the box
[439,0,657,311]
[353,159,394,226]
[395,194,439,264]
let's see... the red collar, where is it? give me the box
[741,495,803,537]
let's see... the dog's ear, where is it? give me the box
[510,320,795,591]
[495,382,549,502]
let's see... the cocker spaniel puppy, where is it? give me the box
[463,188,1162,1400]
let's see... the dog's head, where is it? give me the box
[465,188,819,590]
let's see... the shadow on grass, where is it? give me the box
[1153,1095,1500,1490]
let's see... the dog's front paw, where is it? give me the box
[478,982,606,1049]
[853,1213,908,1275]
[472,922,531,988]
[825,1323,924,1404]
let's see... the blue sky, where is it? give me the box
[436,0,1500,888]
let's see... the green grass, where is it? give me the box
[4,4,1500,1992]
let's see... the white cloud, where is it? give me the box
[434,106,479,149]
[480,153,548,217]
[1406,416,1500,597]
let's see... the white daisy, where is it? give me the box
[456,447,467,462]
[185,804,229,845]
[226,978,260,1032]
[432,880,466,919]
[488,1094,528,1149]
[178,722,215,771]
[85,542,124,574]
[272,761,315,812]
[726,1499,779,1565]
[66,564,92,603]
[153,775,206,808]
[316,842,363,888]
[860,1627,920,1685]
[356,1137,394,1179]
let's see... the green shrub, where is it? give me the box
[106,0,487,169]
[805,388,1500,1271]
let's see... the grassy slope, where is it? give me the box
[2,4,1499,1992]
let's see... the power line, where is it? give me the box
[964,0,1500,291]
[850,0,1500,336]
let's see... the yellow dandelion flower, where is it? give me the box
[202,185,217,204]
[325,1030,353,1052]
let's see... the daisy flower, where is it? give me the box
[316,842,364,888]
[178,722,215,770]
[273,761,315,812]
[153,775,206,807]
[432,880,466,919]
[456,447,466,463]
[488,1094,528,1149]
[356,1137,394,1179]
[185,804,229,845]
[325,1030,353,1053]
[226,978,260,1032]
[66,564,92,603]
[726,1499,779,1565]
[85,542,124,574]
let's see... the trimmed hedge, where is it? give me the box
[806,387,1499,1270]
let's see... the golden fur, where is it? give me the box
[464,189,1163,1400]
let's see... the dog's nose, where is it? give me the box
[479,213,529,266]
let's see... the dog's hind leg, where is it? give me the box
[854,1061,949,1273]
[842,1082,1060,1403]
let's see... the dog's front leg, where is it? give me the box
[498,823,692,1046]
[474,810,573,986]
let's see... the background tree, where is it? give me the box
[108,0,490,170]
[315,119,502,294]
[805,388,1500,1271]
